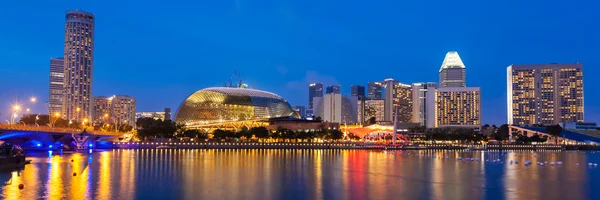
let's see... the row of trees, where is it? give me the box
[18,114,133,132]
[423,128,486,142]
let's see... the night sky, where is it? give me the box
[0,0,598,125]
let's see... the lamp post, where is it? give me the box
[50,112,61,128]
[10,105,21,125]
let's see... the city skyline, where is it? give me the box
[1,1,598,125]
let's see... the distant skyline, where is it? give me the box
[1,0,599,125]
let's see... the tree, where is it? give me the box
[494,124,510,141]
[329,130,344,140]
[546,124,563,144]
[314,116,322,122]
[136,117,179,139]
[366,117,377,125]
[483,124,490,129]
[248,127,269,138]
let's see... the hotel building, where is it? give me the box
[507,63,584,125]
[435,87,481,130]
[63,10,95,121]
[412,82,438,128]
[49,58,64,116]
[439,51,466,88]
[93,95,137,127]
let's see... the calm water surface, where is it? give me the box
[1,149,599,200]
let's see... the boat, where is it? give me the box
[0,142,30,170]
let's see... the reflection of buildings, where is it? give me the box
[326,85,341,94]
[175,87,299,130]
[358,99,385,124]
[93,95,137,126]
[367,82,383,99]
[351,85,365,100]
[507,63,584,126]
[49,58,64,115]
[63,10,95,121]
[308,83,323,116]
[435,87,481,130]
[383,79,413,123]
[412,82,437,127]
[313,93,358,124]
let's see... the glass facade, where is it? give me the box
[176,87,298,126]
[439,51,466,88]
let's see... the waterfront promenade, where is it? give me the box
[106,142,596,150]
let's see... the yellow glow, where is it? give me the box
[76,107,81,112]
[104,113,109,117]
[83,118,88,123]
[54,112,60,117]
[13,105,20,111]
[30,97,37,102]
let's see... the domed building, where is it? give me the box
[175,87,299,129]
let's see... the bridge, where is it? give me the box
[509,125,600,144]
[0,124,128,150]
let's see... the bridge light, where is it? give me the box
[89,144,93,147]
[36,144,41,147]
[49,145,53,148]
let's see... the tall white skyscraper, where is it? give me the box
[439,51,466,88]
[63,10,95,121]
[412,82,437,128]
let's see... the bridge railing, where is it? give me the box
[0,124,123,136]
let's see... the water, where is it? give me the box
[1,149,599,200]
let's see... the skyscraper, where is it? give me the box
[412,82,437,128]
[313,94,357,123]
[49,58,64,116]
[293,106,306,117]
[326,85,341,94]
[93,95,137,127]
[367,82,383,99]
[351,85,365,100]
[63,10,95,121]
[435,87,481,130]
[507,63,584,125]
[383,79,412,123]
[439,51,466,88]
[308,83,323,110]
[358,99,384,124]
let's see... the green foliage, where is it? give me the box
[493,124,510,141]
[136,117,180,139]
[366,117,377,125]
[546,125,563,136]
[425,127,486,142]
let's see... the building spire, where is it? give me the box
[439,51,465,72]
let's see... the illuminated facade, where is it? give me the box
[63,10,95,121]
[49,58,64,116]
[412,82,437,127]
[176,87,298,128]
[93,95,136,127]
[136,112,166,120]
[507,63,584,125]
[383,79,413,123]
[313,94,358,124]
[435,87,481,129]
[439,51,466,88]
[358,99,385,124]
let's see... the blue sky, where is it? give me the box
[0,0,598,125]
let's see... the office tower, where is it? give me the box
[49,58,64,116]
[383,79,412,123]
[358,99,385,124]
[412,82,437,128]
[351,85,366,100]
[435,87,481,130]
[63,10,95,121]
[326,85,341,94]
[367,82,383,99]
[293,106,306,117]
[93,95,137,127]
[313,94,357,123]
[439,51,466,88]
[164,108,171,121]
[308,83,323,109]
[507,63,584,125]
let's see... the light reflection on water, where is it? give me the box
[0,149,599,200]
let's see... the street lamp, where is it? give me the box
[30,97,36,103]
[10,105,22,124]
[50,112,61,128]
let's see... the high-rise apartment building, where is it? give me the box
[93,95,136,127]
[435,87,481,130]
[326,85,341,94]
[164,108,171,121]
[383,79,412,123]
[439,51,466,88]
[49,58,64,116]
[367,82,383,99]
[63,10,95,121]
[308,83,323,110]
[351,85,365,100]
[358,99,385,124]
[412,82,437,128]
[507,63,584,125]
[313,94,358,124]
